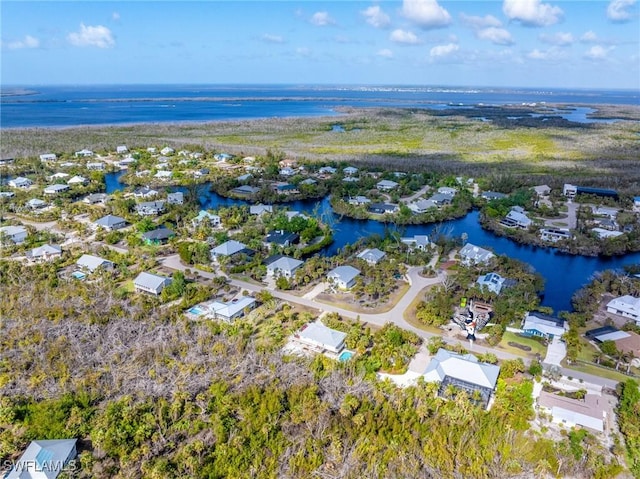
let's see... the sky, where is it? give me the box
[1,0,639,89]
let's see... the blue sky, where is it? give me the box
[2,1,639,89]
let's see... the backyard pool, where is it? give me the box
[188,305,205,315]
[71,271,86,280]
[338,351,354,362]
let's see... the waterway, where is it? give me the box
[105,171,640,314]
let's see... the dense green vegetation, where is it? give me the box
[617,379,640,477]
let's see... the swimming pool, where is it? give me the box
[188,305,205,315]
[338,350,354,362]
[71,271,86,280]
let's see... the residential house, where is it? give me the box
[537,390,605,432]
[522,312,567,340]
[342,176,359,183]
[206,297,256,322]
[594,218,618,231]
[481,191,507,201]
[279,159,297,168]
[293,322,347,354]
[136,170,151,178]
[48,173,70,181]
[356,248,386,265]
[154,170,173,180]
[160,147,175,156]
[116,157,136,168]
[116,145,128,154]
[592,228,623,239]
[142,227,175,245]
[0,191,15,198]
[563,183,578,199]
[408,199,436,214]
[214,153,233,162]
[192,210,221,227]
[147,147,157,153]
[343,166,358,176]
[27,244,62,262]
[86,162,105,170]
[265,230,300,247]
[0,225,28,244]
[459,243,495,265]
[133,186,159,198]
[8,177,32,188]
[210,240,251,260]
[39,153,57,162]
[606,295,640,323]
[533,185,551,197]
[540,228,571,242]
[59,162,78,168]
[500,206,532,229]
[0,158,15,166]
[592,206,619,219]
[429,192,454,206]
[422,349,501,409]
[44,184,70,195]
[368,203,398,214]
[67,175,88,186]
[265,255,304,278]
[376,179,399,191]
[279,167,296,177]
[318,166,337,175]
[585,326,640,358]
[5,438,77,479]
[76,254,114,273]
[26,198,47,210]
[437,186,458,196]
[133,272,172,295]
[75,148,94,157]
[135,200,166,216]
[249,204,273,215]
[327,265,361,290]
[94,214,127,231]
[300,178,317,186]
[231,185,259,196]
[83,193,108,205]
[401,235,432,251]
[348,196,371,206]
[476,272,511,295]
[167,192,184,205]
[285,211,308,221]
[272,182,297,193]
[236,173,252,182]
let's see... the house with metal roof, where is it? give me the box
[347,195,371,206]
[40,153,57,162]
[75,148,94,157]
[343,166,358,175]
[161,147,175,156]
[293,322,347,354]
[319,166,337,175]
[408,198,437,214]
[265,255,304,278]
[540,228,571,243]
[135,200,166,216]
[27,244,62,262]
[327,265,361,290]
[83,193,108,205]
[8,177,33,188]
[94,214,127,231]
[606,295,640,323]
[5,438,77,479]
[249,204,273,215]
[67,175,88,185]
[210,240,250,260]
[376,179,399,191]
[167,192,184,205]
[76,254,114,273]
[368,203,399,214]
[116,145,128,154]
[429,192,454,206]
[401,235,432,251]
[26,198,47,210]
[356,248,386,265]
[500,206,532,229]
[133,272,172,295]
[142,227,175,245]
[0,225,28,244]
[44,184,70,195]
[422,349,501,408]
[192,210,221,227]
[459,243,495,265]
[133,186,159,198]
[522,312,567,340]
[232,185,260,196]
[476,272,512,295]
[206,296,256,322]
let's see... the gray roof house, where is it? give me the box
[537,390,605,432]
[376,179,399,191]
[210,240,249,260]
[133,186,159,198]
[606,295,640,323]
[44,184,70,195]
[167,192,184,205]
[135,200,166,216]
[8,177,33,188]
[5,438,78,479]
[356,248,386,265]
[481,191,507,201]
[76,254,114,273]
[142,227,175,244]
[26,198,47,209]
[294,322,347,354]
[206,296,256,322]
[28,244,62,262]
[327,265,361,290]
[134,272,172,295]
[39,153,57,162]
[95,214,127,231]
[83,193,108,204]
[501,206,532,229]
[408,199,437,214]
[401,235,432,250]
[343,166,358,175]
[0,225,28,244]
[459,243,495,266]
[192,210,221,227]
[476,272,513,295]
[232,185,260,196]
[423,349,501,408]
[250,204,273,215]
[265,255,304,278]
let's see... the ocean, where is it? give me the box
[1,84,638,128]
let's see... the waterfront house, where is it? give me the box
[401,235,432,251]
[75,148,94,157]
[356,248,386,265]
[540,228,571,243]
[293,322,347,354]
[459,243,495,265]
[87,162,105,170]
[422,349,500,409]
[249,204,273,215]
[210,240,251,260]
[67,175,88,185]
[39,153,57,162]
[429,192,454,206]
[376,179,399,191]
[265,255,304,278]
[327,265,361,290]
[408,199,436,214]
[348,196,371,206]
[167,192,184,205]
[481,191,507,201]
[192,210,221,227]
[76,254,114,273]
[44,184,70,195]
[141,227,175,245]
[83,193,108,205]
[265,230,300,247]
[134,272,172,295]
[368,203,398,214]
[8,177,32,189]
[537,390,605,432]
[606,295,640,323]
[522,312,567,340]
[0,225,28,244]
[500,206,532,229]
[134,186,159,198]
[476,272,511,295]
[154,170,172,180]
[272,182,297,193]
[135,200,166,216]
[94,214,127,231]
[592,228,623,239]
[236,173,252,182]
[5,438,77,479]
[27,244,62,262]
[232,185,260,196]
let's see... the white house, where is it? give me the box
[76,254,115,273]
[133,186,159,198]
[44,184,70,195]
[5,438,77,479]
[192,210,221,227]
[160,147,175,156]
[167,192,184,205]
[28,244,62,262]
[74,149,94,157]
[293,322,347,354]
[522,312,567,339]
[86,162,105,170]
[343,166,358,176]
[408,199,437,214]
[0,225,28,244]
[39,153,57,162]
[437,186,458,196]
[537,390,605,432]
[135,200,166,216]
[116,145,128,154]
[206,296,256,322]
[8,177,32,188]
[266,255,304,278]
[327,265,361,290]
[401,235,432,250]
[592,228,623,239]
[459,243,495,265]
[356,248,386,265]
[540,228,571,243]
[250,204,273,215]
[607,295,640,323]
[154,170,173,180]
[26,198,47,210]
[501,206,532,229]
[67,175,88,185]
[476,272,508,295]
[94,214,127,231]
[134,272,172,295]
[376,180,399,191]
[279,167,296,176]
[563,183,577,199]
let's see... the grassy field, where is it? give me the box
[402,285,446,335]
[495,331,548,359]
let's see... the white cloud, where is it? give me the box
[430,42,459,58]
[112,12,120,21]
[503,0,563,27]
[4,35,40,50]
[584,45,614,60]
[477,27,514,45]
[262,34,285,44]
[310,11,335,26]
[527,46,567,61]
[460,13,502,29]
[362,6,391,28]
[539,32,574,46]
[390,29,421,45]
[580,30,598,43]
[67,23,115,48]
[402,0,452,29]
[607,0,637,21]
[377,48,394,58]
